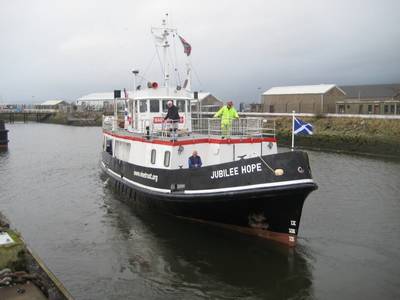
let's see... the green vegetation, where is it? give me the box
[0,229,26,271]
[275,117,400,157]
[45,112,103,126]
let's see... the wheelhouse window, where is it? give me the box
[151,149,156,164]
[164,151,171,167]
[177,100,186,112]
[139,100,147,112]
[162,100,170,112]
[150,100,160,112]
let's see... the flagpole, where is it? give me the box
[291,110,295,151]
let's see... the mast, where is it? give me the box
[185,61,191,91]
[162,18,169,88]
[151,14,176,89]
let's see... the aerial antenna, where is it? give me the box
[151,13,177,88]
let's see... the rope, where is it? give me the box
[191,63,203,91]
[253,152,275,174]
[139,51,157,87]
[171,33,181,85]
[155,46,165,78]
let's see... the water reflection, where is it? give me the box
[102,181,314,299]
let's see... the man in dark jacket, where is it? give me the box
[164,100,180,140]
[188,150,202,168]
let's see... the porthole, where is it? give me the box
[151,149,156,164]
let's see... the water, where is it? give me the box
[1,123,399,299]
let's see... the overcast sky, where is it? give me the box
[1,0,399,104]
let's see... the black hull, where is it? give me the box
[101,151,317,246]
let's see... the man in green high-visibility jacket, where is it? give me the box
[213,101,239,138]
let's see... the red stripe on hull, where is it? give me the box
[175,216,297,247]
[104,131,277,146]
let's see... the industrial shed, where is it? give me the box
[76,92,117,111]
[191,92,223,112]
[336,84,400,115]
[262,84,346,114]
[36,100,70,111]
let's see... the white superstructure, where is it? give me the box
[102,16,277,171]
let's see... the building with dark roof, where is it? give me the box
[336,84,400,115]
[191,92,223,112]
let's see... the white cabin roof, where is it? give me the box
[263,84,345,95]
[40,100,67,105]
[77,92,121,101]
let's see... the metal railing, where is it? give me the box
[191,117,275,138]
[103,116,275,139]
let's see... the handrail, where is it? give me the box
[103,116,275,139]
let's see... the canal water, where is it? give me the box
[0,123,399,300]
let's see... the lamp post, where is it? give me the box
[132,70,139,95]
[131,70,139,130]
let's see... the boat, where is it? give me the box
[0,120,8,148]
[100,17,317,246]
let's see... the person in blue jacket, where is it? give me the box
[188,150,202,168]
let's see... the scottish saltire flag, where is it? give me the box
[294,117,313,135]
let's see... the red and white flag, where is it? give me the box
[179,35,192,56]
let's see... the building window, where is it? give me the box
[338,105,345,113]
[384,105,389,114]
[177,100,186,112]
[359,104,363,114]
[150,100,160,112]
[139,100,147,112]
[151,149,156,164]
[164,151,171,167]
[269,105,275,113]
[368,105,372,113]
[390,105,395,114]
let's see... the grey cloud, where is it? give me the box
[0,0,399,104]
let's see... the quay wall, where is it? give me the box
[273,117,400,157]
[0,111,103,126]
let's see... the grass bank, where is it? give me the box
[274,117,400,157]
